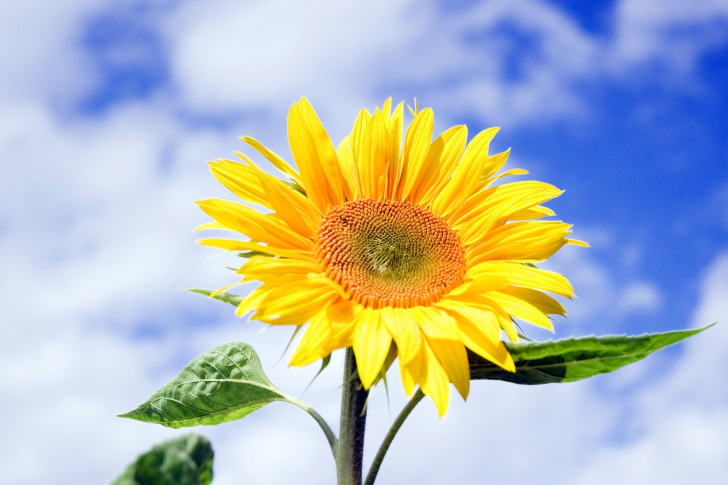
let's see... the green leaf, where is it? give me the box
[469,325,713,384]
[186,289,243,307]
[111,434,214,485]
[120,342,288,428]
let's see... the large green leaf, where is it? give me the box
[111,434,214,485]
[120,342,287,428]
[469,325,713,384]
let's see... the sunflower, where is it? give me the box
[197,98,587,416]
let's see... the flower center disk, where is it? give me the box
[316,199,466,308]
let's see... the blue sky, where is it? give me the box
[1,0,727,484]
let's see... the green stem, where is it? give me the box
[285,395,337,456]
[336,348,369,485]
[363,388,425,485]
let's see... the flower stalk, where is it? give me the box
[336,348,369,485]
[364,388,424,485]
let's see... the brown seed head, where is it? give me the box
[316,199,465,308]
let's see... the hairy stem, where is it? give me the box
[284,395,337,456]
[363,388,425,485]
[337,348,369,485]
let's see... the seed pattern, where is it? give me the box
[316,198,466,308]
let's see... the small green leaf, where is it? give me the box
[111,434,214,485]
[470,325,713,384]
[186,289,243,307]
[120,342,287,428]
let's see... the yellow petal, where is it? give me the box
[208,159,270,208]
[253,278,339,325]
[197,199,314,251]
[427,337,470,400]
[467,221,576,265]
[479,148,511,183]
[370,109,390,199]
[209,279,246,298]
[436,300,500,343]
[431,127,499,216]
[450,181,563,243]
[289,311,331,366]
[445,293,520,343]
[482,167,529,186]
[500,286,567,316]
[419,340,451,417]
[419,127,468,206]
[411,307,461,341]
[196,238,312,260]
[235,285,270,317]
[238,256,322,280]
[437,300,515,372]
[238,156,320,222]
[406,127,445,201]
[399,339,426,397]
[240,136,303,187]
[353,309,392,389]
[351,108,373,197]
[448,274,511,297]
[412,125,468,206]
[567,239,590,247]
[196,199,309,250]
[252,162,318,238]
[336,135,361,200]
[381,98,392,121]
[297,97,347,205]
[466,260,574,298]
[487,290,555,331]
[385,102,405,199]
[372,343,399,388]
[399,356,417,397]
[507,205,556,221]
[382,307,422,365]
[195,221,229,231]
[323,299,360,352]
[395,108,434,201]
[354,109,390,199]
[288,103,334,213]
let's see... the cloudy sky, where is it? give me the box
[1,0,727,483]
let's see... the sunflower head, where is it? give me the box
[316,198,466,308]
[197,97,587,416]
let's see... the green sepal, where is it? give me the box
[120,342,287,428]
[283,179,307,196]
[236,250,271,258]
[303,354,332,395]
[111,434,214,485]
[469,324,713,384]
[186,289,243,307]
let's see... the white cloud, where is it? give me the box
[613,0,728,74]
[0,0,102,105]
[166,0,598,129]
[168,0,428,116]
[567,253,728,484]
[165,0,728,131]
[617,281,662,315]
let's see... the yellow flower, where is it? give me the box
[197,98,587,416]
